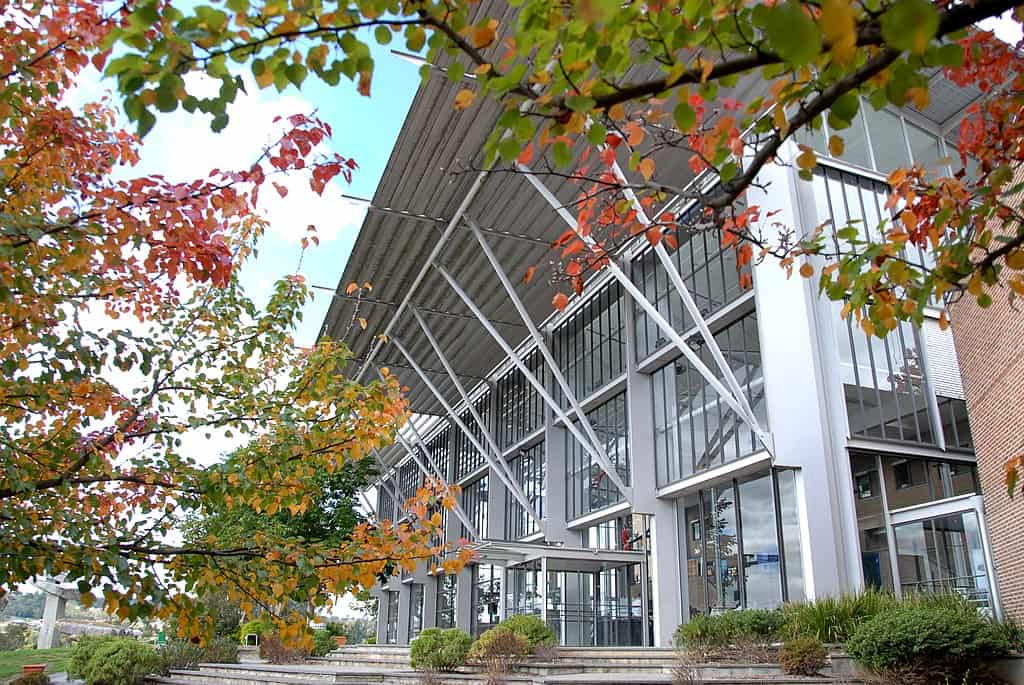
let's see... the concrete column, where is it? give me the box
[455,566,474,634]
[423,576,438,630]
[373,587,388,644]
[37,593,66,649]
[748,157,856,598]
[624,302,683,646]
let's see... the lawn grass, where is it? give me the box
[0,648,73,679]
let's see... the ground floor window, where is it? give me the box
[408,584,424,641]
[384,591,399,644]
[472,564,502,637]
[436,574,456,628]
[679,468,804,618]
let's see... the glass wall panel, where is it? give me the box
[436,574,457,629]
[631,203,745,361]
[893,512,992,609]
[704,484,741,611]
[851,454,895,590]
[835,108,873,169]
[454,392,492,481]
[566,393,630,520]
[472,564,502,637]
[399,459,421,503]
[507,564,542,617]
[408,584,424,641]
[377,479,397,522]
[552,282,626,404]
[496,349,545,449]
[776,469,805,602]
[651,310,766,486]
[906,124,946,174]
[863,106,910,174]
[937,397,973,451]
[811,168,939,447]
[462,476,488,539]
[880,454,979,510]
[737,475,783,609]
[506,443,545,539]
[384,591,399,644]
[427,427,451,481]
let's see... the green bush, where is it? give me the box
[778,637,827,676]
[157,637,239,670]
[69,636,162,685]
[365,636,376,645]
[409,628,473,672]
[258,632,308,664]
[237,617,272,645]
[311,630,336,657]
[10,674,50,685]
[496,615,555,650]
[0,623,31,651]
[782,590,895,643]
[846,603,1013,683]
[674,609,785,649]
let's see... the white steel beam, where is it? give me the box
[408,307,539,522]
[606,159,767,439]
[516,162,771,452]
[464,217,633,499]
[390,336,544,529]
[372,450,404,514]
[433,264,632,500]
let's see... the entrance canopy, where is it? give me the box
[470,539,648,572]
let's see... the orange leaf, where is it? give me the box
[799,262,814,278]
[566,261,582,276]
[552,292,569,311]
[358,70,372,96]
[638,157,655,181]
[517,142,535,165]
[523,265,536,284]
[454,89,475,110]
[346,282,359,295]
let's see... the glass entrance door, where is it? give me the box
[892,505,994,612]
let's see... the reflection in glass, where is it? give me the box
[863,106,910,174]
[384,591,399,644]
[436,574,457,628]
[776,470,806,602]
[566,393,630,520]
[408,584,425,640]
[473,564,502,637]
[738,476,782,608]
[704,484,741,611]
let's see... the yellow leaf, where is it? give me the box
[1011,277,1024,295]
[828,134,845,157]
[666,61,688,86]
[454,89,475,110]
[608,102,626,120]
[255,68,274,89]
[638,157,656,181]
[796,147,817,171]
[860,318,875,337]
[358,317,367,330]
[1006,249,1024,270]
[819,0,857,65]
[471,19,499,49]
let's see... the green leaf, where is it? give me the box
[565,94,596,112]
[673,102,696,132]
[587,123,607,146]
[499,136,520,162]
[552,141,573,167]
[284,63,307,87]
[374,25,392,45]
[762,2,821,66]
[137,109,156,137]
[881,0,939,54]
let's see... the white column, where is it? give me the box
[749,157,856,598]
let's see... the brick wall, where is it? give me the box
[952,296,1024,620]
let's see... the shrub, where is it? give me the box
[258,632,309,664]
[0,623,30,651]
[496,615,555,651]
[365,636,377,645]
[311,630,336,657]
[674,609,785,649]
[846,603,1013,684]
[782,590,895,643]
[470,627,530,685]
[237,617,273,645]
[11,675,50,685]
[409,628,473,672]
[157,636,239,670]
[778,637,827,676]
[69,636,162,685]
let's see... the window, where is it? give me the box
[436,574,457,628]
[462,476,488,539]
[681,469,803,616]
[398,459,421,503]
[506,443,545,540]
[566,393,630,521]
[496,349,545,450]
[377,478,397,522]
[454,392,492,481]
[427,427,452,481]
[582,514,650,551]
[408,584,424,641]
[631,204,746,361]
[472,564,502,637]
[651,310,767,486]
[552,281,626,403]
[384,591,399,644]
[937,397,973,451]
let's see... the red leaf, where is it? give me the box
[523,265,536,284]
[273,182,288,198]
[553,292,569,311]
[565,261,582,276]
[517,142,535,165]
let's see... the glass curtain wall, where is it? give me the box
[398,459,421,503]
[894,512,991,609]
[462,476,488,539]
[631,203,746,361]
[427,426,451,481]
[566,393,630,520]
[680,469,804,619]
[472,564,502,637]
[436,574,457,628]
[651,309,767,486]
[496,349,545,450]
[454,392,492,481]
[552,281,626,404]
[408,584,424,641]
[505,442,545,539]
[377,480,396,522]
[507,564,543,617]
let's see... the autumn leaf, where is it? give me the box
[454,89,475,110]
[552,292,569,310]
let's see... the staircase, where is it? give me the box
[147,644,862,685]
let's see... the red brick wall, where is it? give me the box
[952,296,1024,620]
